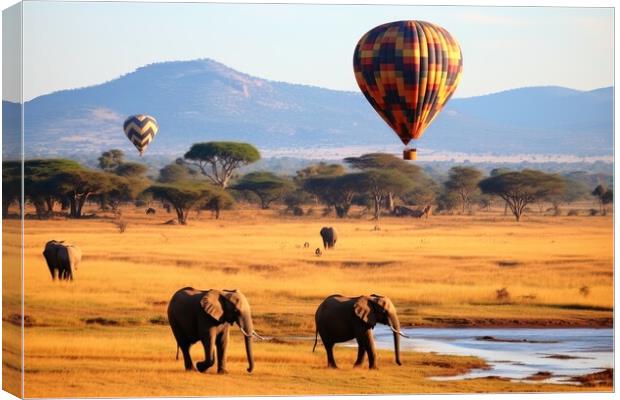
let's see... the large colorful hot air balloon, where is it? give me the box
[123,114,159,156]
[353,21,463,160]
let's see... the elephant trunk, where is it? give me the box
[238,315,254,373]
[388,312,402,366]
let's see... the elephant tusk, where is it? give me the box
[238,325,253,338]
[252,331,267,341]
[388,324,411,339]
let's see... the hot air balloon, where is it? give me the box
[123,114,159,156]
[353,21,463,160]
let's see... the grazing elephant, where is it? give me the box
[167,287,257,374]
[313,294,406,369]
[42,240,82,281]
[320,227,337,249]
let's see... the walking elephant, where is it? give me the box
[167,287,258,374]
[42,240,82,281]
[320,227,337,249]
[313,294,407,369]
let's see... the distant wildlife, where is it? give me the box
[167,287,258,374]
[303,242,310,248]
[315,248,322,257]
[42,240,82,281]
[393,205,431,218]
[313,294,407,369]
[146,207,156,215]
[320,227,337,249]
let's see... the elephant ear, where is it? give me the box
[200,291,224,321]
[371,294,394,314]
[222,289,242,308]
[354,296,376,326]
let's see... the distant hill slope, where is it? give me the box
[6,58,613,159]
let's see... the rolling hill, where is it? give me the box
[3,58,613,160]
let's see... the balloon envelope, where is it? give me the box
[353,20,463,146]
[123,115,159,155]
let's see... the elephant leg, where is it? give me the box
[359,330,377,369]
[353,338,366,367]
[196,333,216,373]
[324,341,338,369]
[180,343,193,371]
[216,329,229,374]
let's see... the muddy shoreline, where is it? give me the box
[408,317,613,329]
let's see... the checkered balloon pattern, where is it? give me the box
[123,115,159,155]
[353,20,463,145]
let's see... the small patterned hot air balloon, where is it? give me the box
[123,114,159,156]
[353,21,463,160]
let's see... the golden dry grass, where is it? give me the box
[5,204,614,396]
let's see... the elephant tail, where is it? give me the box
[176,345,179,360]
[312,329,319,352]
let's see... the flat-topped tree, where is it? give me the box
[345,153,425,211]
[444,166,483,214]
[232,172,294,209]
[479,169,566,222]
[98,149,125,172]
[184,142,260,188]
[146,181,233,224]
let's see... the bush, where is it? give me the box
[567,209,579,216]
[589,209,599,216]
[113,219,128,233]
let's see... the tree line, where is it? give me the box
[2,141,613,224]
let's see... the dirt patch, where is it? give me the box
[543,354,592,360]
[249,264,280,272]
[419,317,612,328]
[83,317,119,326]
[526,371,553,381]
[496,260,521,267]
[570,368,613,387]
[222,267,239,275]
[5,313,36,327]
[149,316,168,325]
[476,336,558,344]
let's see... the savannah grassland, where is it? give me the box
[3,203,613,397]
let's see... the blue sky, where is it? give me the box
[17,2,614,101]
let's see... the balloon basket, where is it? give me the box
[403,148,417,160]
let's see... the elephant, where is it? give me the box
[42,240,82,281]
[167,287,258,374]
[313,294,407,369]
[320,227,337,249]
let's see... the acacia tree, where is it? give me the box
[52,169,112,218]
[23,159,84,218]
[98,149,125,171]
[232,172,294,209]
[444,166,483,213]
[158,163,192,183]
[479,169,566,222]
[184,142,260,188]
[345,153,423,211]
[2,161,21,218]
[146,181,232,224]
[303,174,363,217]
[357,169,412,220]
[592,185,613,214]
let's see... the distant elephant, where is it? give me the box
[313,294,406,369]
[42,240,82,281]
[320,227,337,249]
[167,287,257,374]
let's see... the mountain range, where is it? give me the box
[2,58,613,160]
